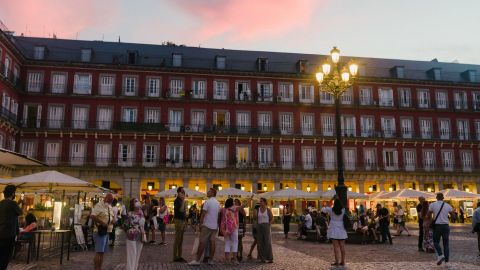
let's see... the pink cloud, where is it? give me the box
[0,0,117,39]
[172,0,318,42]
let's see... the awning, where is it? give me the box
[0,148,47,167]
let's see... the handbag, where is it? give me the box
[430,202,445,230]
[97,207,111,236]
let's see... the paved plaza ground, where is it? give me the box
[8,223,480,270]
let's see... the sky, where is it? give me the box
[0,0,479,64]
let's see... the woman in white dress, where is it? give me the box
[322,198,348,266]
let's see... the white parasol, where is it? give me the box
[318,189,369,199]
[375,189,435,201]
[261,189,317,200]
[155,187,206,200]
[216,188,254,200]
[439,189,480,200]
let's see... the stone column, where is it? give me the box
[397,180,405,190]
[206,178,213,190]
[437,181,444,191]
[251,178,258,194]
[295,180,303,213]
[182,178,189,189]
[455,181,463,190]
[418,181,425,192]
[317,178,323,192]
[159,178,166,192]
[124,178,141,198]
[377,180,385,191]
[229,178,236,188]
[274,180,281,191]
[357,180,365,194]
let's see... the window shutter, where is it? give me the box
[289,84,293,99]
[310,85,314,101]
[213,112,217,125]
[225,112,230,126]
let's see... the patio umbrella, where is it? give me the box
[155,187,206,200]
[368,191,390,200]
[376,189,435,201]
[318,189,369,200]
[439,189,480,200]
[261,189,316,200]
[216,187,254,200]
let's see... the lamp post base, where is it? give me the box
[335,184,348,210]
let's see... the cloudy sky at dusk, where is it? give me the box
[0,0,479,64]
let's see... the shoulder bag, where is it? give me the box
[430,202,445,230]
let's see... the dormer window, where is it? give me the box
[257,58,268,72]
[462,70,477,83]
[81,49,92,62]
[390,66,405,79]
[297,60,308,73]
[215,56,226,69]
[127,51,137,65]
[172,53,182,67]
[428,68,442,80]
[34,46,45,60]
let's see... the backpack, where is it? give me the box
[221,208,238,236]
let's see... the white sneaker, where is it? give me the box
[436,255,445,265]
[188,260,201,266]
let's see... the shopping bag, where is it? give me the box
[191,236,199,255]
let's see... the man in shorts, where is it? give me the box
[188,188,221,265]
[90,193,114,270]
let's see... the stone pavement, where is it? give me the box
[8,223,480,270]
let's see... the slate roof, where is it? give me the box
[10,36,480,83]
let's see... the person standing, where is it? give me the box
[282,204,292,239]
[247,204,260,260]
[427,193,454,265]
[0,185,22,270]
[394,205,411,236]
[459,207,465,223]
[188,188,221,265]
[124,198,146,270]
[416,197,425,251]
[109,198,119,246]
[173,187,187,262]
[472,202,480,257]
[421,201,434,253]
[221,198,239,264]
[142,195,155,244]
[157,197,168,245]
[256,198,273,263]
[90,193,115,270]
[322,198,348,267]
[376,203,392,245]
[234,199,246,262]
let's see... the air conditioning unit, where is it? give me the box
[277,96,283,102]
[184,125,192,132]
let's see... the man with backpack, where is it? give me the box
[188,188,221,265]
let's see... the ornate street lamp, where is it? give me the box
[316,46,358,209]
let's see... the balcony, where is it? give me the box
[0,107,19,126]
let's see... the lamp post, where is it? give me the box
[316,46,358,209]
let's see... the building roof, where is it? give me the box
[11,36,480,83]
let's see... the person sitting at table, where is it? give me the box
[20,213,37,237]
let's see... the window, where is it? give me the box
[435,91,448,109]
[81,49,92,62]
[301,113,314,135]
[398,88,411,107]
[401,118,413,138]
[216,56,226,69]
[359,87,373,105]
[191,110,205,132]
[143,144,158,167]
[145,109,160,124]
[475,120,480,140]
[297,60,308,73]
[457,119,469,140]
[168,110,183,132]
[95,143,111,167]
[423,150,435,171]
[404,150,416,171]
[323,148,335,170]
[51,73,66,93]
[172,54,182,67]
[22,104,42,128]
[73,73,92,94]
[235,81,251,101]
[236,146,250,168]
[341,116,356,137]
[364,148,376,170]
[341,88,353,105]
[48,106,64,128]
[70,142,86,166]
[417,89,430,108]
[34,46,45,60]
[258,146,273,168]
[236,112,250,134]
[20,141,35,158]
[213,111,230,131]
[279,113,293,135]
[278,83,293,102]
[191,145,205,168]
[441,151,454,171]
[320,91,334,104]
[322,114,334,136]
[344,148,356,170]
[213,145,227,168]
[45,142,60,166]
[72,106,88,129]
[419,119,432,139]
[169,79,184,97]
[192,80,206,99]
[378,88,393,106]
[3,57,10,77]
[257,82,273,102]
[280,147,294,169]
[472,92,480,110]
[302,147,315,170]
[454,91,468,110]
[122,108,137,123]
[258,112,272,134]
[124,76,137,96]
[381,117,396,138]
[361,116,374,137]
[27,72,43,92]
[214,80,228,100]
[460,151,473,172]
[257,58,268,71]
[391,66,405,79]
[97,107,113,130]
[383,149,398,170]
[99,76,115,95]
[118,143,135,167]
[439,119,450,139]
[128,51,137,64]
[299,84,314,103]
[147,77,161,97]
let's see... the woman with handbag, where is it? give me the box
[124,198,146,270]
[322,198,348,267]
[157,197,168,245]
[420,201,434,253]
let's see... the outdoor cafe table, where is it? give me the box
[33,229,71,264]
